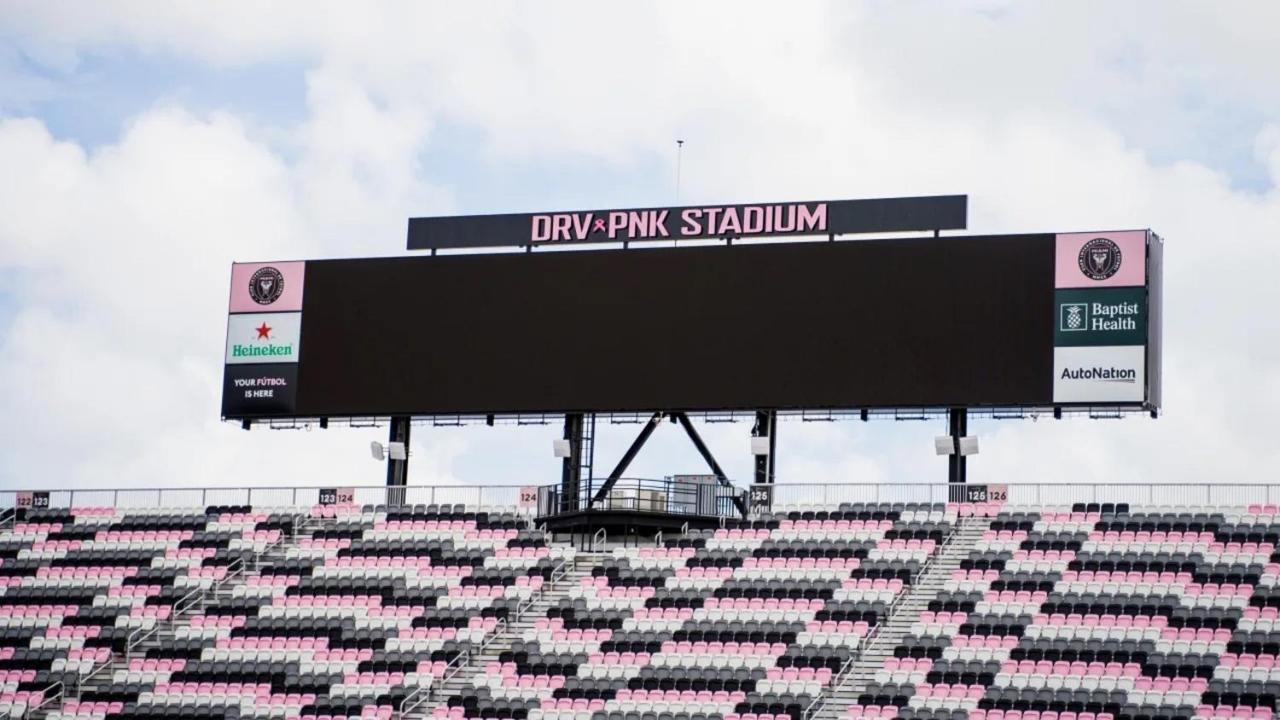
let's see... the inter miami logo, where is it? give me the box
[248,266,285,305]
[1078,237,1122,281]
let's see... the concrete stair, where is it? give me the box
[400,551,610,720]
[807,515,994,720]
[53,515,324,715]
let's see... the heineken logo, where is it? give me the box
[249,266,285,305]
[233,321,294,358]
[232,342,295,358]
[1078,237,1122,281]
[225,313,302,364]
[1060,365,1137,383]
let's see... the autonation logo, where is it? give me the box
[1053,346,1145,403]
[1060,365,1137,383]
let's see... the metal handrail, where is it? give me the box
[399,608,517,719]
[448,560,581,718]
[0,679,65,720]
[802,641,862,720]
[28,680,64,718]
[399,648,467,719]
[515,557,569,621]
[77,655,115,696]
[74,543,255,701]
[592,527,607,551]
[85,512,308,702]
[800,518,974,720]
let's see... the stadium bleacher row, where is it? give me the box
[439,503,955,720]
[1,499,1278,720]
[847,503,1280,720]
[0,504,299,718]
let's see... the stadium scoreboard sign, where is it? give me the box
[223,262,305,416]
[407,195,968,250]
[1051,231,1158,404]
[222,227,1163,420]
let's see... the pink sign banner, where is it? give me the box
[1055,230,1147,289]
[229,261,306,313]
[519,486,538,508]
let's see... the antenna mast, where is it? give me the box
[675,139,684,203]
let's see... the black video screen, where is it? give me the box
[281,234,1055,417]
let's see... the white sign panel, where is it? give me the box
[1053,345,1145,403]
[225,312,303,365]
[518,486,538,509]
[319,487,355,505]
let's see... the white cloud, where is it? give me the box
[0,2,1279,495]
[0,102,450,490]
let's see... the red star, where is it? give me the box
[255,322,272,339]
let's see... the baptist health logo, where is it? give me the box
[1058,296,1141,334]
[1061,303,1088,332]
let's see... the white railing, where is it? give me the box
[5,482,1280,515]
[0,484,539,514]
[758,482,1280,510]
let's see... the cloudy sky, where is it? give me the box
[1,2,1278,498]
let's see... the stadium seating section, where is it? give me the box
[442,503,953,720]
[0,505,297,718]
[0,499,1277,720]
[847,503,1280,720]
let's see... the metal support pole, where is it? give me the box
[386,416,411,506]
[593,412,663,504]
[673,412,729,484]
[753,410,777,486]
[673,412,746,516]
[581,413,596,484]
[948,407,967,501]
[749,410,778,516]
[561,413,584,512]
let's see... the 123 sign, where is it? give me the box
[319,487,355,505]
[16,491,49,509]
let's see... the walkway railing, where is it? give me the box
[757,482,1280,508]
[3,482,1280,513]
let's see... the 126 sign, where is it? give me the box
[963,484,1009,503]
